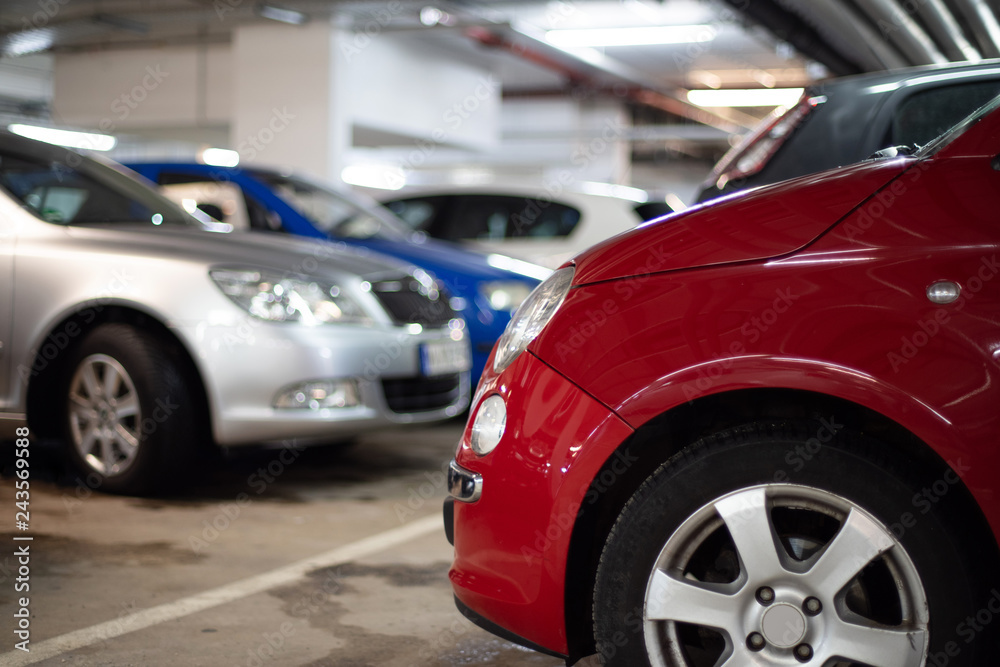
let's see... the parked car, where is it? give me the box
[0,131,471,495]
[696,59,1000,203]
[381,185,674,269]
[445,97,1000,665]
[124,163,547,384]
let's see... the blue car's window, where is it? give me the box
[154,172,284,232]
[248,171,412,241]
[0,152,192,227]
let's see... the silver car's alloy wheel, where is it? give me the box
[643,484,928,666]
[68,353,143,477]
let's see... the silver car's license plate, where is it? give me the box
[421,340,471,376]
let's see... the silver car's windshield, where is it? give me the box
[0,148,197,227]
[248,171,411,241]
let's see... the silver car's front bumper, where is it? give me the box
[175,320,470,445]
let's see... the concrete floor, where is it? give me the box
[0,424,592,666]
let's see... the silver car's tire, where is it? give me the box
[63,323,200,495]
[593,423,996,666]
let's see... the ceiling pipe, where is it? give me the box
[42,32,231,54]
[914,0,983,61]
[1,4,233,38]
[502,123,730,144]
[850,0,949,64]
[464,25,756,135]
[950,0,1000,56]
[775,0,911,70]
[91,13,149,34]
[508,21,763,132]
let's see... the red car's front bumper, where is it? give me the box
[447,351,633,656]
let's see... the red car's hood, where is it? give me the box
[571,159,913,284]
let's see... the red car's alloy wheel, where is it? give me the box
[593,423,990,666]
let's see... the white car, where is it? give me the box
[381,185,674,269]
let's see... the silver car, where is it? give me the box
[0,131,471,494]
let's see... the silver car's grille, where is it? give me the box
[370,277,456,327]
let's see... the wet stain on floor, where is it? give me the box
[127,497,215,511]
[265,561,566,667]
[439,635,569,666]
[331,561,451,588]
[0,532,205,573]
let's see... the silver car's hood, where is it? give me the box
[63,224,415,281]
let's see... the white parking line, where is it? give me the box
[2,514,442,666]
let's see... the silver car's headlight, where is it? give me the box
[493,266,575,373]
[479,281,534,312]
[210,269,372,325]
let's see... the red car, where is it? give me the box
[445,96,1000,666]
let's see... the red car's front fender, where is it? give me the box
[451,351,633,655]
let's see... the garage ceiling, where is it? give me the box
[0,0,996,133]
[3,1,995,68]
[722,0,1000,73]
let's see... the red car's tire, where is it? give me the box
[593,421,996,666]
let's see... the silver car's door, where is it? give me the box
[0,215,14,407]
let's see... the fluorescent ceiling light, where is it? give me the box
[201,147,240,167]
[5,29,53,56]
[546,25,715,48]
[448,168,493,186]
[420,7,455,26]
[341,164,405,191]
[421,7,444,25]
[257,5,308,25]
[577,181,649,203]
[8,124,116,151]
[687,88,804,108]
[665,193,687,212]
[690,70,722,89]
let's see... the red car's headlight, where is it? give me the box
[493,266,575,373]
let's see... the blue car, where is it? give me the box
[124,162,548,383]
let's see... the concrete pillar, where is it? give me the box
[501,97,632,185]
[230,23,501,184]
[231,20,344,180]
[51,44,230,142]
